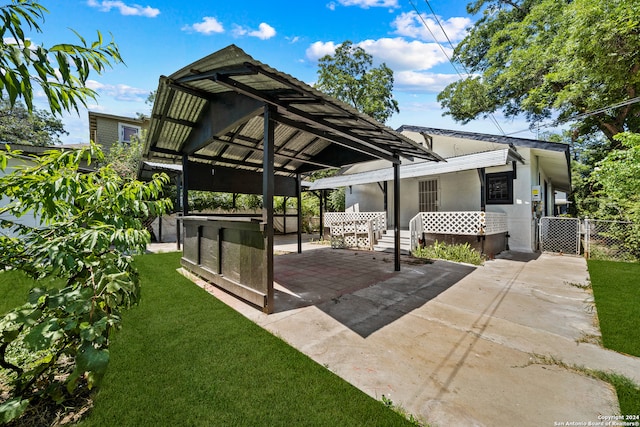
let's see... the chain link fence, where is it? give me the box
[584,218,639,262]
[539,217,581,255]
[539,217,639,262]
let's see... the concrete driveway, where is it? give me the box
[185,243,640,426]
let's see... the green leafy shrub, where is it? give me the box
[0,144,171,423]
[412,241,484,265]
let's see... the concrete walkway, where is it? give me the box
[151,239,640,426]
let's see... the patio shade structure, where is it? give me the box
[142,44,441,313]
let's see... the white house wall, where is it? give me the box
[341,131,569,253]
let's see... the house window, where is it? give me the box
[486,172,513,204]
[419,179,438,212]
[118,123,141,143]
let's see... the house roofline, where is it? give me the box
[397,125,570,153]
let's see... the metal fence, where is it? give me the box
[539,217,639,262]
[539,217,581,255]
[584,218,639,262]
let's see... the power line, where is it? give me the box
[408,0,506,136]
[505,96,640,137]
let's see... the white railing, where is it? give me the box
[409,211,508,251]
[326,212,386,250]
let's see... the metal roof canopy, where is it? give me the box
[142,44,441,287]
[143,44,441,178]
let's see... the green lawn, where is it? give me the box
[587,259,640,415]
[588,260,640,357]
[78,252,414,426]
[0,270,63,315]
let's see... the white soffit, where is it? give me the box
[309,148,515,190]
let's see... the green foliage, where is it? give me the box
[0,144,171,423]
[439,0,640,143]
[587,132,640,257]
[412,241,484,265]
[0,99,67,146]
[328,186,345,212]
[0,0,124,114]
[101,136,143,180]
[187,192,263,213]
[591,133,640,219]
[316,40,399,124]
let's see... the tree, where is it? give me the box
[102,135,144,180]
[0,99,67,146]
[437,0,640,146]
[316,40,399,124]
[591,133,640,221]
[0,145,171,423]
[0,0,123,115]
[0,1,155,423]
[588,132,640,258]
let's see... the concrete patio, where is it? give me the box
[153,237,640,426]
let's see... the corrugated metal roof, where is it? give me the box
[143,45,442,177]
[309,148,522,190]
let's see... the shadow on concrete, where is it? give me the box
[273,248,476,337]
[495,251,541,262]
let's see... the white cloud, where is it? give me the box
[306,38,450,71]
[394,70,460,93]
[87,0,160,18]
[250,23,276,40]
[232,22,276,40]
[392,11,470,43]
[333,0,399,8]
[305,41,339,61]
[86,80,149,102]
[357,38,451,71]
[182,17,225,35]
[305,38,458,95]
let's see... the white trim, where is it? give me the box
[309,148,518,190]
[118,122,141,143]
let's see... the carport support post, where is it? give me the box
[393,154,401,272]
[263,105,275,314]
[181,153,189,216]
[296,173,302,254]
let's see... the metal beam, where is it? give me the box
[211,74,399,164]
[296,173,302,254]
[263,104,275,314]
[207,135,336,170]
[181,153,189,216]
[175,66,257,84]
[273,114,398,164]
[182,92,264,154]
[393,155,401,272]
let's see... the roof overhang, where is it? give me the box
[309,148,523,190]
[531,147,572,192]
[143,45,442,178]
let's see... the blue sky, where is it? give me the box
[29,0,542,144]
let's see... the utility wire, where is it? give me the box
[408,0,506,136]
[505,96,640,136]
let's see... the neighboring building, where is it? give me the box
[310,126,571,253]
[88,111,149,152]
